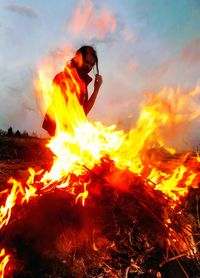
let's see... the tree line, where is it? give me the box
[0,127,38,138]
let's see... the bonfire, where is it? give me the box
[0,64,200,277]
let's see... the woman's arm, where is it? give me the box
[84,74,103,115]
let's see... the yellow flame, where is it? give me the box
[0,177,38,228]
[0,249,10,278]
[76,182,89,206]
[35,71,200,203]
[0,66,200,231]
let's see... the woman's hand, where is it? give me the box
[84,74,103,115]
[94,74,103,91]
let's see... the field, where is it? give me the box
[0,136,52,185]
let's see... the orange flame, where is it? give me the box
[0,61,199,275]
[0,177,38,228]
[0,249,10,278]
[76,181,89,206]
[0,63,200,238]
[35,67,200,205]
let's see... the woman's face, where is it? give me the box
[82,53,95,74]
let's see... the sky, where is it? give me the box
[0,0,200,147]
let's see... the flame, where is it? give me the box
[0,176,38,229]
[76,181,89,206]
[0,61,200,275]
[147,165,197,201]
[0,69,200,222]
[1,68,200,230]
[0,249,10,278]
[35,68,200,205]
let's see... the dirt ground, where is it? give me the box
[0,135,199,277]
[0,136,53,185]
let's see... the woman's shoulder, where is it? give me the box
[52,60,74,84]
[53,71,67,85]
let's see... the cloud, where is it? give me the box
[115,17,136,43]
[147,60,171,81]
[121,26,135,42]
[68,0,116,40]
[127,58,139,73]
[4,3,39,19]
[87,33,117,46]
[145,39,200,86]
[180,39,200,65]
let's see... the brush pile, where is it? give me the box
[0,153,199,277]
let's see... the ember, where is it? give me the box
[0,64,199,277]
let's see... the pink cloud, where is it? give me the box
[69,0,116,39]
[127,58,139,72]
[95,9,116,39]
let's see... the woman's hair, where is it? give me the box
[75,45,99,74]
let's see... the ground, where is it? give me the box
[0,135,52,186]
[0,135,199,277]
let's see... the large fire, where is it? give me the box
[0,63,200,276]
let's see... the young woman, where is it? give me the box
[42,45,103,136]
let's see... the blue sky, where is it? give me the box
[0,0,200,143]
